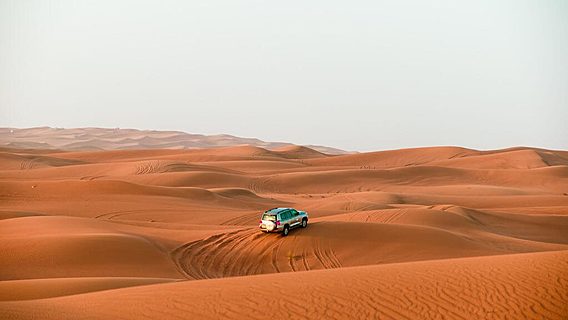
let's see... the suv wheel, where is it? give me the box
[282,225,290,236]
[301,219,307,228]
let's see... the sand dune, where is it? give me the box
[0,152,86,170]
[1,143,567,319]
[1,250,566,319]
[0,277,177,301]
[173,221,566,280]
[0,127,349,154]
[308,145,568,169]
[427,148,563,169]
[0,216,183,280]
[272,145,329,159]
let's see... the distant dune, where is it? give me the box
[0,127,350,155]
[1,142,567,319]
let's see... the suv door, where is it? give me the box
[281,211,290,225]
[281,211,292,226]
[290,209,300,227]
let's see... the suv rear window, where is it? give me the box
[262,214,276,221]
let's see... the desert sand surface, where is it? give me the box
[1,143,568,319]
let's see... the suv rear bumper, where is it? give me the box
[259,224,282,232]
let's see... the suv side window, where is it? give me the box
[290,209,299,216]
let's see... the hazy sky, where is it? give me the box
[1,0,566,151]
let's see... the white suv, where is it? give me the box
[259,207,308,236]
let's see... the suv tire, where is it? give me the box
[282,225,290,236]
[301,218,307,228]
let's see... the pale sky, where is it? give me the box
[1,0,566,151]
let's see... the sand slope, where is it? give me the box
[1,250,567,319]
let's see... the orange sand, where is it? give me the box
[1,143,567,319]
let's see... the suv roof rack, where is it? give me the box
[265,207,289,213]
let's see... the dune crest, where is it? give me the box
[0,127,349,155]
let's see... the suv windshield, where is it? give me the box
[262,214,276,221]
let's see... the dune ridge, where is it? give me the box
[0,127,349,155]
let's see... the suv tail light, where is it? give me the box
[259,220,262,224]
[276,221,281,225]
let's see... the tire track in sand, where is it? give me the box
[172,227,343,279]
